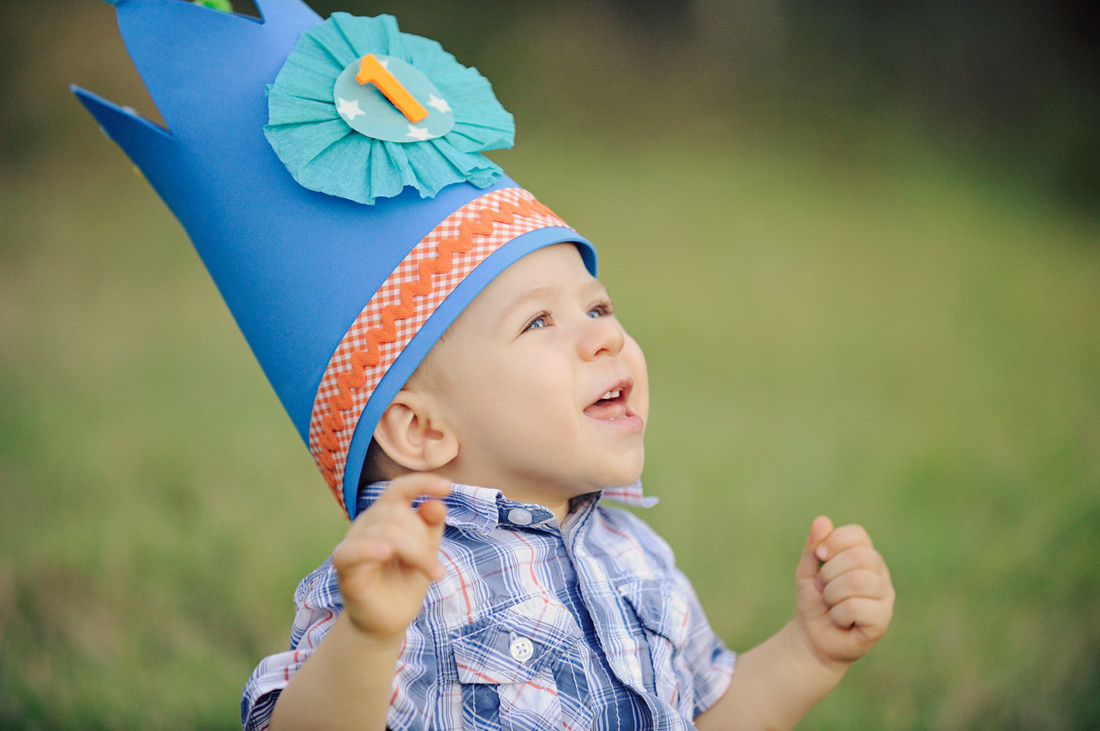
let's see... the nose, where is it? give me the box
[578,313,625,361]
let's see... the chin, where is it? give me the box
[601,466,645,489]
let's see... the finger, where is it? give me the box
[826,596,893,635]
[417,498,448,527]
[796,515,834,582]
[337,507,446,581]
[339,532,443,584]
[372,517,448,579]
[343,493,428,545]
[818,544,887,587]
[813,523,873,564]
[375,474,452,508]
[332,533,392,570]
[821,567,888,607]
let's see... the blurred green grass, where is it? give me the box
[4,123,1098,728]
[517,132,1100,727]
[3,5,1100,728]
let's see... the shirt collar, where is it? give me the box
[357,480,658,534]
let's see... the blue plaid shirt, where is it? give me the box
[242,482,736,729]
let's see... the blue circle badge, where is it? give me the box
[333,54,455,143]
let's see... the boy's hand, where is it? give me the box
[331,475,451,643]
[794,516,894,668]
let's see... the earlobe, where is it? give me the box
[372,391,458,473]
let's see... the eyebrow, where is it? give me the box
[505,285,561,311]
[506,276,609,309]
[490,285,560,335]
[496,278,610,330]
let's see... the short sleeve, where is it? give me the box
[604,508,737,718]
[240,556,442,731]
[240,558,344,730]
[670,566,737,716]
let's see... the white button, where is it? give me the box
[507,508,533,525]
[510,636,534,662]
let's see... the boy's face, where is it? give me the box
[415,243,648,512]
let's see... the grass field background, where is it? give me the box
[2,3,1099,728]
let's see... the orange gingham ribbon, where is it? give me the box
[308,187,571,512]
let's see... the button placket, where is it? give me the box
[507,507,533,526]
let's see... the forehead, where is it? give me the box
[439,243,601,339]
[474,243,602,309]
[410,243,604,385]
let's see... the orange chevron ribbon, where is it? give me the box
[307,187,571,512]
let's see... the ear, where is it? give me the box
[372,389,458,473]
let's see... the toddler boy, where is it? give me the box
[76,1,894,729]
[250,243,894,730]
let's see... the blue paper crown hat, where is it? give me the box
[74,0,596,518]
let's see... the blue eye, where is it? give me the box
[523,313,551,332]
[587,301,614,319]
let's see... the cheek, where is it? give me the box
[624,338,650,412]
[483,359,562,418]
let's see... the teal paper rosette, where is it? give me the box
[265,13,515,204]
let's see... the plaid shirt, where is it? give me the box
[242,482,736,730]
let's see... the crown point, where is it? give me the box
[192,0,234,12]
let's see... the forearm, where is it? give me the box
[695,620,849,731]
[269,614,401,731]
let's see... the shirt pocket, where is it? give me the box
[449,596,593,731]
[618,577,696,715]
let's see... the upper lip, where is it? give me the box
[590,378,633,407]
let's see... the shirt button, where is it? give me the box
[510,636,534,662]
[507,508,533,526]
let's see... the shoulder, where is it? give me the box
[292,555,343,611]
[282,555,345,652]
[587,503,679,575]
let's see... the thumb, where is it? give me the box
[796,515,834,582]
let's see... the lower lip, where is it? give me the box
[586,410,645,432]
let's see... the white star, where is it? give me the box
[336,97,365,121]
[427,94,451,114]
[407,125,433,141]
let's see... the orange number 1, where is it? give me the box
[355,54,428,124]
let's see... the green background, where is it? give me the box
[2,1,1098,727]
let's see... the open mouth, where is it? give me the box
[583,381,635,421]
